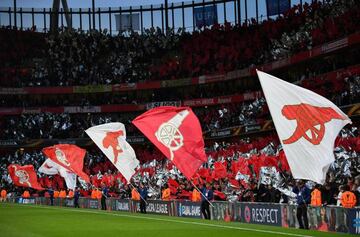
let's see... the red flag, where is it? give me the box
[42,144,90,183]
[229,179,240,189]
[168,178,179,188]
[278,150,290,172]
[214,190,226,200]
[8,164,44,190]
[133,106,206,179]
[214,162,227,179]
[197,168,210,178]
[258,154,278,169]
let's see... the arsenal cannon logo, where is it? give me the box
[13,166,31,187]
[281,103,346,145]
[155,110,189,160]
[102,130,124,164]
[55,148,71,167]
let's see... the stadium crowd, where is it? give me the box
[0,98,268,140]
[0,0,359,87]
[0,125,359,207]
[1,56,360,108]
[1,67,359,140]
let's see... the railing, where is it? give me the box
[6,197,360,235]
[0,0,323,34]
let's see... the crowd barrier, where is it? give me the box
[6,197,360,235]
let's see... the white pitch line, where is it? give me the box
[10,204,314,237]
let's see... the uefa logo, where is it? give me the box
[244,206,251,223]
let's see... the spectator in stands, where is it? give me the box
[321,183,336,206]
[336,185,345,206]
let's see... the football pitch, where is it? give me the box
[0,203,354,237]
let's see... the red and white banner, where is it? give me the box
[8,164,44,190]
[39,159,77,190]
[85,123,139,183]
[132,106,207,179]
[42,144,90,183]
[257,70,351,184]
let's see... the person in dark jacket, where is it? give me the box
[321,183,336,205]
[269,185,281,203]
[48,187,54,206]
[293,180,310,229]
[74,187,80,208]
[201,182,213,220]
[101,184,109,210]
[138,183,148,214]
[257,184,270,202]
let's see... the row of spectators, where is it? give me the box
[1,77,359,141]
[1,67,359,140]
[0,126,359,205]
[1,58,359,108]
[153,0,359,80]
[0,98,268,140]
[0,0,359,87]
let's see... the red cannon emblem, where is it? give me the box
[281,103,345,145]
[102,130,124,164]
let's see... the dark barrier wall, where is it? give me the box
[349,209,360,234]
[131,200,173,216]
[212,201,234,221]
[113,199,131,212]
[8,197,360,235]
[282,205,351,233]
[177,201,202,218]
[235,203,282,226]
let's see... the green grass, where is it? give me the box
[0,203,355,237]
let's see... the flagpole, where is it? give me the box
[129,183,148,205]
[190,181,214,207]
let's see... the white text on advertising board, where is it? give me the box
[252,208,279,224]
[181,204,201,216]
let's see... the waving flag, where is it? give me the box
[85,123,139,183]
[39,159,77,190]
[38,159,59,175]
[8,164,44,190]
[132,106,207,180]
[42,144,90,183]
[257,70,351,184]
[213,162,227,179]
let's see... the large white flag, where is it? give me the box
[85,123,139,182]
[39,158,77,190]
[257,70,351,184]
